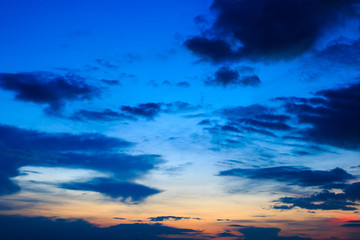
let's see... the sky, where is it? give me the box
[1,0,360,239]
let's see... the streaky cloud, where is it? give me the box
[72,101,201,122]
[219,166,355,187]
[60,178,161,203]
[0,124,162,202]
[277,81,360,149]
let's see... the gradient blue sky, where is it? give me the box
[1,1,360,239]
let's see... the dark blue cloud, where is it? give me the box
[203,105,292,146]
[275,182,360,211]
[0,124,131,153]
[148,216,201,222]
[237,118,291,131]
[185,0,359,61]
[176,81,191,88]
[342,220,360,228]
[0,124,162,201]
[216,231,237,237]
[219,166,355,187]
[184,37,237,62]
[101,79,120,85]
[238,226,312,240]
[0,72,100,113]
[121,103,162,119]
[217,219,231,222]
[278,81,360,149]
[205,66,261,87]
[0,215,200,240]
[208,80,360,150]
[60,178,161,203]
[72,102,201,122]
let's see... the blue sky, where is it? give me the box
[1,0,360,239]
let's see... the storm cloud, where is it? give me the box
[278,81,360,149]
[185,0,359,61]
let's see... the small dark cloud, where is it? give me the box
[216,231,237,237]
[221,124,241,133]
[351,165,360,169]
[0,215,200,240]
[148,216,191,222]
[114,217,126,220]
[101,79,120,85]
[0,72,100,114]
[198,119,212,125]
[121,103,162,119]
[217,219,231,222]
[274,182,360,211]
[176,81,191,88]
[219,166,355,187]
[162,80,172,86]
[238,226,312,240]
[60,178,161,203]
[342,220,360,228]
[205,66,261,87]
[185,0,359,61]
[228,224,246,227]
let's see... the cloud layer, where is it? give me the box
[0,215,199,240]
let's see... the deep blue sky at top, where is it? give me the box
[0,0,211,72]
